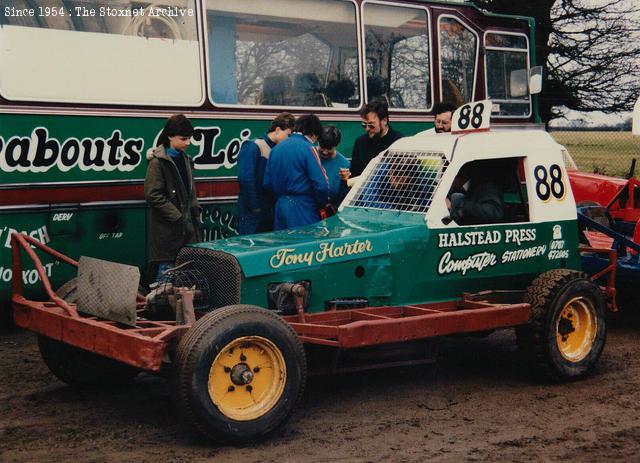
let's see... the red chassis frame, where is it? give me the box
[11,233,185,372]
[11,233,540,373]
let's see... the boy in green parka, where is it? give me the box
[144,114,202,282]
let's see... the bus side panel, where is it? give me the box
[0,210,76,305]
[0,206,146,302]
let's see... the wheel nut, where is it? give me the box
[224,366,231,373]
[228,385,235,392]
[253,367,260,373]
[240,354,247,361]
[246,385,253,392]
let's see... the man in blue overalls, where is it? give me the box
[264,114,330,230]
[237,112,296,234]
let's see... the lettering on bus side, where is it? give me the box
[0,262,55,286]
[200,205,238,241]
[0,225,50,248]
[0,128,143,173]
[1,125,252,173]
[191,127,251,170]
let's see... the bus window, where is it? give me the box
[0,0,202,106]
[438,16,478,107]
[205,0,360,109]
[484,32,531,117]
[363,2,432,110]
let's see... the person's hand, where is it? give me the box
[445,197,451,209]
[449,193,465,219]
[339,168,351,181]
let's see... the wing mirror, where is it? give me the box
[529,66,543,95]
[510,66,543,98]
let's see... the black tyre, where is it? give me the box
[611,288,640,328]
[173,305,307,444]
[577,201,613,230]
[38,335,140,388]
[516,269,606,381]
[55,278,81,302]
[36,279,140,388]
[576,200,601,208]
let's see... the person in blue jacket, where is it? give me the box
[237,113,296,234]
[263,114,330,230]
[318,125,350,215]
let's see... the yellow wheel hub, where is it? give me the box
[208,336,286,421]
[556,297,597,362]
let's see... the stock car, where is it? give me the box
[11,101,609,443]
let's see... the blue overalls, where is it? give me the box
[264,133,329,230]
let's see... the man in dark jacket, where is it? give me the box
[237,112,296,234]
[144,115,202,282]
[447,162,505,225]
[349,98,403,177]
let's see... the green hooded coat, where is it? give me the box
[144,145,202,263]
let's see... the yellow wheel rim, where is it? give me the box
[208,336,286,421]
[555,296,597,362]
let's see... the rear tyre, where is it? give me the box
[38,335,139,388]
[517,269,606,381]
[53,278,78,302]
[36,279,140,388]
[611,289,640,328]
[173,305,306,444]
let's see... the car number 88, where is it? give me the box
[534,164,565,201]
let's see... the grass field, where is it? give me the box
[550,131,640,177]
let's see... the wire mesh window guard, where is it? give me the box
[345,150,447,213]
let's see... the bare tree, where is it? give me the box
[474,0,640,124]
[234,34,331,105]
[390,35,431,108]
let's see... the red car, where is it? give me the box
[568,96,640,223]
[568,168,640,223]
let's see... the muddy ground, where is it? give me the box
[1,322,639,463]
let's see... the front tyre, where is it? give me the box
[517,269,606,381]
[173,305,306,443]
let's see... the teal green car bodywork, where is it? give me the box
[190,207,580,313]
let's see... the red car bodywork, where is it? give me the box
[568,170,627,205]
[568,170,640,223]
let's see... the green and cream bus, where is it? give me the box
[0,0,538,308]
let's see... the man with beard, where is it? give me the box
[348,98,403,178]
[420,102,456,135]
[433,101,455,133]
